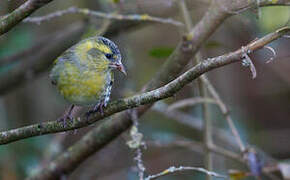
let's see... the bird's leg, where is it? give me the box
[85,103,99,120]
[98,101,106,115]
[85,100,106,120]
[57,104,75,127]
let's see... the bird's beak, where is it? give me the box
[117,63,127,76]
[109,62,127,76]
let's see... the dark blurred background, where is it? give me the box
[0,0,289,179]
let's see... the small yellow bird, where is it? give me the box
[50,36,126,121]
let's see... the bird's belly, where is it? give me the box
[57,69,109,106]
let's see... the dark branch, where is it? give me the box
[23,7,183,27]
[0,0,53,36]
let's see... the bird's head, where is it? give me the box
[83,36,126,75]
[97,36,126,75]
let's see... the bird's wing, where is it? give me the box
[49,49,75,86]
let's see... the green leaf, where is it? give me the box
[149,47,174,59]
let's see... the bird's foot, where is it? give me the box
[57,105,75,127]
[57,114,73,127]
[85,102,106,120]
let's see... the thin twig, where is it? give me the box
[23,6,184,27]
[264,46,277,63]
[241,46,257,79]
[153,102,203,130]
[148,140,242,163]
[194,52,214,180]
[135,148,145,180]
[129,109,146,180]
[223,0,290,15]
[178,0,193,32]
[168,97,217,110]
[145,166,227,180]
[200,75,246,152]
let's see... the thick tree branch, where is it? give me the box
[0,0,53,36]
[22,26,290,179]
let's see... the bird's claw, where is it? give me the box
[85,102,105,120]
[57,114,73,127]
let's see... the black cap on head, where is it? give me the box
[98,36,122,63]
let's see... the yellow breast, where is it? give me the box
[57,62,108,105]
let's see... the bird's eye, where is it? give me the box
[105,53,113,59]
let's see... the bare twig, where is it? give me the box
[241,46,257,79]
[223,0,290,14]
[148,140,242,163]
[168,97,217,110]
[145,166,227,180]
[0,0,53,35]
[178,0,193,32]
[200,75,246,152]
[135,148,145,180]
[153,102,203,130]
[128,109,146,180]
[264,46,277,63]
[196,53,214,180]
[23,6,184,27]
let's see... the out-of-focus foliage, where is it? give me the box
[0,28,32,73]
[149,47,174,59]
[258,7,289,32]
